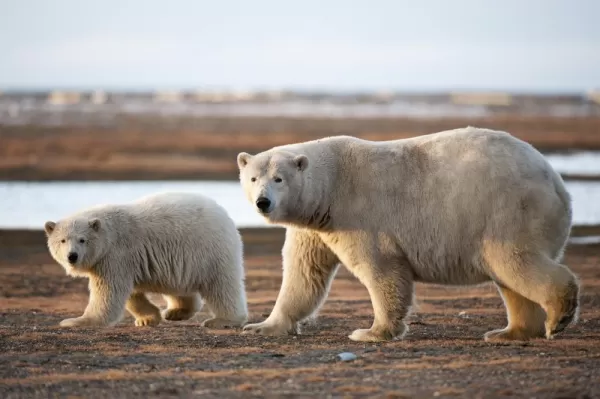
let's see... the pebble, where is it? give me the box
[337,352,358,361]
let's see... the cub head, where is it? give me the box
[44,217,106,276]
[237,150,309,223]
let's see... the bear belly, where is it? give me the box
[409,259,491,286]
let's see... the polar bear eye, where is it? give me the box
[79,238,86,244]
[274,177,282,183]
[250,177,256,182]
[60,239,66,244]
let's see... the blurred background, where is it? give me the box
[1,0,600,233]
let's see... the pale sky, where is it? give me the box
[1,0,599,92]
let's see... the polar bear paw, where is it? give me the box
[162,308,196,321]
[484,327,544,342]
[134,315,161,327]
[241,319,298,336]
[348,324,407,342]
[59,317,102,328]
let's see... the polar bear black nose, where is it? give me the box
[68,252,78,264]
[256,197,272,212]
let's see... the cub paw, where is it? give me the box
[134,315,161,327]
[162,308,195,321]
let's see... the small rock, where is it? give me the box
[337,352,358,361]
[458,311,467,317]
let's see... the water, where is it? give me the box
[1,151,599,229]
[544,152,600,176]
[0,181,266,230]
[1,180,600,230]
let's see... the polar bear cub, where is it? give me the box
[45,192,248,329]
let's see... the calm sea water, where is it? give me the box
[1,179,600,230]
[0,181,266,229]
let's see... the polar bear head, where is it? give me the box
[44,217,107,276]
[237,150,310,224]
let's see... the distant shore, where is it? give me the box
[2,114,600,181]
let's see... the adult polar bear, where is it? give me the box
[237,126,579,342]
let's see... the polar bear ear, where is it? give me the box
[89,218,101,232]
[44,221,56,236]
[293,155,309,171]
[237,152,253,170]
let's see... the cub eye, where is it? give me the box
[274,177,282,183]
[250,177,256,182]
[79,238,86,244]
[60,239,66,243]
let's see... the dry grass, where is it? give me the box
[2,115,600,180]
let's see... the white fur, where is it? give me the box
[237,126,580,342]
[45,192,248,329]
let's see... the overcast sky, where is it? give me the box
[1,0,598,92]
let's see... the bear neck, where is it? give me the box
[292,150,340,231]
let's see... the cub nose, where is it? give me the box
[67,252,78,264]
[255,197,272,212]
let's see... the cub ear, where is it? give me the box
[237,152,253,170]
[89,218,101,232]
[293,155,309,171]
[44,221,56,236]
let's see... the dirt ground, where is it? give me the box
[1,228,599,399]
[2,115,600,181]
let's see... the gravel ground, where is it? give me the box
[1,229,599,398]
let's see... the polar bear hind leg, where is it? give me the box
[127,292,162,327]
[200,277,249,329]
[162,294,203,321]
[484,284,546,341]
[485,249,579,341]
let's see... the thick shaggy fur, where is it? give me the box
[236,126,579,342]
[45,192,248,329]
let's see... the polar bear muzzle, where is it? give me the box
[256,196,273,214]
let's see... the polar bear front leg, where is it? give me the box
[60,274,131,328]
[347,261,414,342]
[242,229,339,336]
